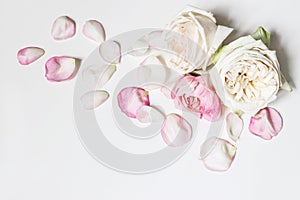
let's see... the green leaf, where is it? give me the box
[251,26,271,47]
[212,45,228,64]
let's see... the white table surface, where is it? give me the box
[1,0,299,199]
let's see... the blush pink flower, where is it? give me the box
[172,75,222,122]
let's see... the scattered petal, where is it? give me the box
[81,90,109,110]
[249,107,283,140]
[51,16,76,40]
[226,112,244,141]
[200,137,237,172]
[145,30,164,48]
[97,65,117,88]
[160,86,175,99]
[117,87,150,118]
[17,47,45,65]
[129,37,149,56]
[99,40,121,64]
[136,105,165,123]
[82,64,107,84]
[45,56,80,82]
[82,20,106,43]
[137,55,170,90]
[161,113,192,147]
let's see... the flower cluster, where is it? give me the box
[18,5,291,172]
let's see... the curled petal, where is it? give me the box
[51,16,76,40]
[17,47,45,65]
[226,112,244,141]
[82,20,106,43]
[117,87,150,118]
[45,56,80,82]
[249,107,283,140]
[136,105,165,123]
[161,113,192,147]
[81,90,109,110]
[200,137,237,172]
[99,40,121,64]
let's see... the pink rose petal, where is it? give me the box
[45,56,80,82]
[160,86,175,99]
[200,137,237,172]
[161,113,192,147]
[249,107,283,140]
[117,87,150,118]
[51,16,76,40]
[136,105,165,124]
[81,90,109,110]
[17,47,45,65]
[226,112,244,141]
[82,20,106,43]
[99,40,121,64]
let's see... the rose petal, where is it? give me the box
[137,55,168,90]
[80,90,109,110]
[200,137,237,172]
[145,30,164,49]
[82,64,107,84]
[136,105,165,124]
[129,37,149,56]
[160,86,175,99]
[17,47,45,65]
[99,40,121,64]
[249,107,283,140]
[161,113,192,147]
[45,56,80,82]
[97,65,117,88]
[117,87,150,118]
[226,112,244,141]
[51,16,76,40]
[82,20,106,43]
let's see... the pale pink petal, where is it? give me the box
[129,37,149,56]
[99,40,121,64]
[226,112,244,141]
[117,87,150,118]
[80,90,109,110]
[160,86,175,99]
[82,64,107,84]
[200,137,237,172]
[137,55,169,90]
[136,105,165,123]
[45,56,80,82]
[249,107,283,140]
[97,65,117,88]
[161,113,192,147]
[82,20,106,43]
[146,30,164,48]
[17,47,45,65]
[51,16,76,40]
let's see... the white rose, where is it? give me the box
[164,5,233,74]
[210,35,290,113]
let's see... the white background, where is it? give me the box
[1,0,299,199]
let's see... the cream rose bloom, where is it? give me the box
[164,6,233,74]
[210,35,289,113]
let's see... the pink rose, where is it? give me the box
[172,75,222,122]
